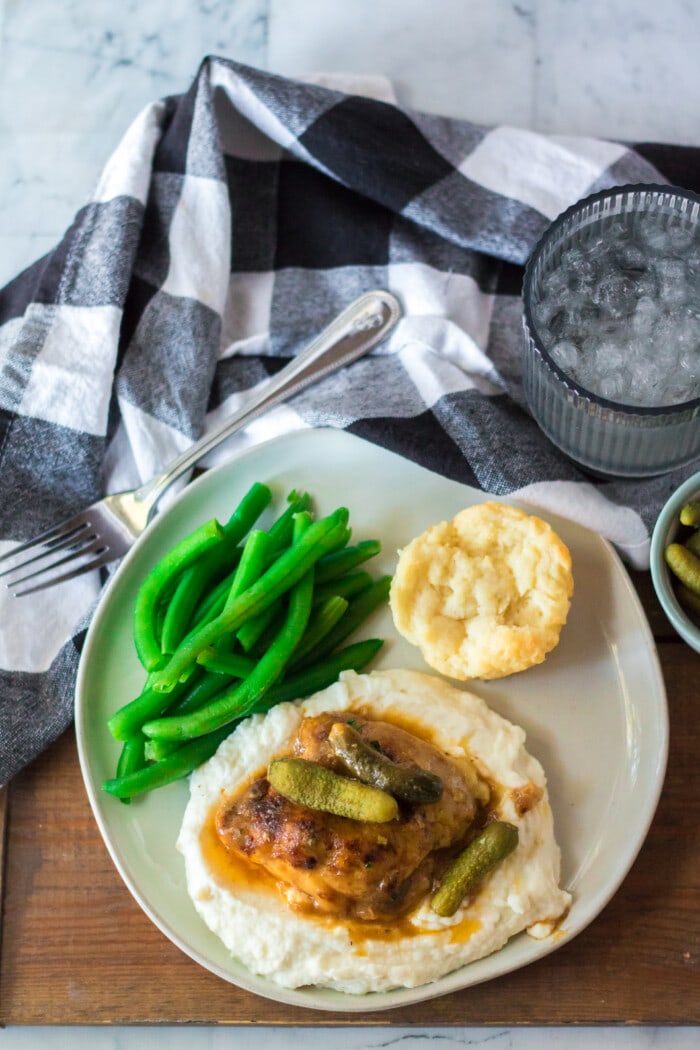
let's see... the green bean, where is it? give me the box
[144,516,316,737]
[143,671,237,759]
[292,509,312,541]
[665,542,700,596]
[108,649,244,742]
[145,737,189,762]
[108,668,205,741]
[251,575,366,659]
[680,500,700,527]
[211,529,274,653]
[149,507,349,693]
[224,530,274,611]
[154,603,167,652]
[288,596,348,667]
[312,571,373,605]
[217,639,385,715]
[167,669,235,714]
[115,733,147,804]
[161,563,214,655]
[158,639,384,728]
[160,483,271,654]
[267,491,312,549]
[134,518,224,672]
[160,545,240,653]
[190,567,236,629]
[196,648,255,678]
[431,822,519,917]
[223,482,272,535]
[246,609,287,659]
[268,758,398,823]
[314,540,381,583]
[102,726,232,799]
[144,739,166,762]
[236,602,281,652]
[143,668,162,689]
[187,511,335,670]
[328,721,443,803]
[140,640,385,769]
[258,638,383,707]
[295,575,391,666]
[232,499,317,652]
[145,733,201,762]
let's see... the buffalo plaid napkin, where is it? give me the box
[1,56,698,785]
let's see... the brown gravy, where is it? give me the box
[199,801,481,947]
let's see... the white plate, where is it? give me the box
[75,428,668,1013]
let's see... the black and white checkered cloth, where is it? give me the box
[1,56,698,785]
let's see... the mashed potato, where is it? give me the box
[178,669,571,994]
[390,501,574,680]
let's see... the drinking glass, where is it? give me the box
[521,184,700,477]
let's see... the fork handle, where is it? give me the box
[134,290,401,517]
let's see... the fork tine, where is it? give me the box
[0,510,93,566]
[5,536,109,591]
[12,549,116,597]
[0,523,94,580]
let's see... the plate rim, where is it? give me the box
[75,427,669,1014]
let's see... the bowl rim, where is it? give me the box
[522,182,700,418]
[650,470,700,648]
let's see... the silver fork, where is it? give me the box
[0,290,401,596]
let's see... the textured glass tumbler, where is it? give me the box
[522,184,700,477]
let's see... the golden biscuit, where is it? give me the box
[390,501,573,680]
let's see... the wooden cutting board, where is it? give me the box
[1,571,698,1026]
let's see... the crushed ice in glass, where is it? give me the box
[533,209,700,407]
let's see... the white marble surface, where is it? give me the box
[1,1030,699,1050]
[2,0,700,287]
[1,0,699,1045]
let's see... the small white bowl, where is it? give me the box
[650,469,700,653]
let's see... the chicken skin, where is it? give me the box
[216,712,477,920]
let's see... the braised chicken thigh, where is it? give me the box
[216,712,477,920]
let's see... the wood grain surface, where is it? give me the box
[1,570,698,1026]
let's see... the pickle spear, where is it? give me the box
[684,529,700,558]
[329,722,443,803]
[665,543,700,596]
[267,757,399,823]
[676,581,700,618]
[680,500,700,527]
[431,820,519,917]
